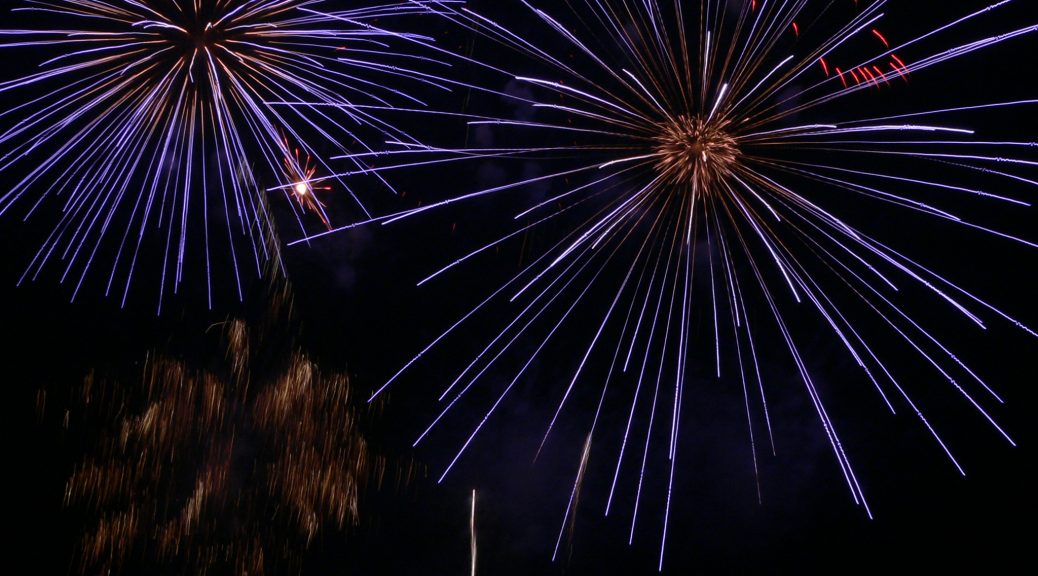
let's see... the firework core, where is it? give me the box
[654,115,740,190]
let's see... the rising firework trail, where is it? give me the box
[293,1,1036,570]
[470,489,478,576]
[0,0,450,310]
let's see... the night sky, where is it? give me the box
[3,1,1036,574]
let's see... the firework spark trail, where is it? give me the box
[296,0,1032,569]
[554,432,593,563]
[0,0,457,309]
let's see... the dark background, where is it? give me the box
[3,1,1036,574]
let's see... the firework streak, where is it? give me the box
[295,1,1036,570]
[0,0,452,309]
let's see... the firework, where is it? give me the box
[470,489,478,576]
[55,277,419,575]
[0,0,446,309]
[297,1,1037,569]
[283,135,333,229]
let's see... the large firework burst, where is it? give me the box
[0,0,443,309]
[299,1,1037,569]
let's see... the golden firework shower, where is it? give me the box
[59,283,418,575]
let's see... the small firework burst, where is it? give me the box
[283,136,333,230]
